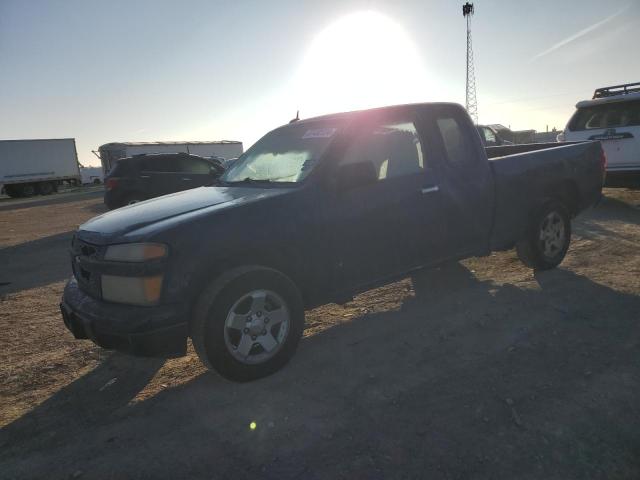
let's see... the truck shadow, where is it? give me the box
[2,263,640,478]
[574,195,640,242]
[0,231,75,294]
[0,354,164,450]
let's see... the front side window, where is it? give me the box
[569,100,640,131]
[340,121,424,180]
[222,121,343,183]
[179,157,211,174]
[141,156,181,173]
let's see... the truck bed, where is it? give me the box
[487,141,604,250]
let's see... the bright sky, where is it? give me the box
[1,0,639,166]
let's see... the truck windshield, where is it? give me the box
[221,121,343,184]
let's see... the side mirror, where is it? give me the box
[335,161,378,191]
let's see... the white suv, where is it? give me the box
[560,82,640,185]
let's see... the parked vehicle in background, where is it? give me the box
[104,153,225,209]
[560,82,640,186]
[80,166,104,185]
[61,102,605,381]
[0,138,80,197]
[476,125,513,146]
[97,141,243,176]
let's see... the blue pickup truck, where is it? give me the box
[60,103,605,381]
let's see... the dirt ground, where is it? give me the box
[1,188,639,479]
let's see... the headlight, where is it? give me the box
[104,243,167,262]
[102,275,163,306]
[101,243,167,305]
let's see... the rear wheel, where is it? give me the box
[37,181,55,195]
[516,201,571,271]
[192,267,304,382]
[19,183,37,197]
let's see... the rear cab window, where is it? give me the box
[108,160,137,177]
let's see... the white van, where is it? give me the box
[560,82,640,185]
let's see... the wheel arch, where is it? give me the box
[185,252,305,331]
[544,179,581,217]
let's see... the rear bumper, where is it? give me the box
[61,277,188,357]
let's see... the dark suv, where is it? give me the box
[104,153,224,209]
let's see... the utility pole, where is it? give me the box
[463,2,478,124]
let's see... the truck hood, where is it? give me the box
[79,186,290,243]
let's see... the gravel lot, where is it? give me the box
[1,188,639,479]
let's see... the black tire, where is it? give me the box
[19,183,37,197]
[192,266,304,382]
[37,181,54,195]
[516,201,571,271]
[93,178,101,185]
[4,185,21,198]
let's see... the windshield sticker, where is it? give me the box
[303,128,336,139]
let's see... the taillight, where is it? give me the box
[106,178,119,190]
[599,149,607,184]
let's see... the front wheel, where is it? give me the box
[192,267,304,382]
[516,201,571,271]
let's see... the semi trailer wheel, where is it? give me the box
[37,181,55,195]
[20,183,36,197]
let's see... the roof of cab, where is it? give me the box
[99,140,241,150]
[281,102,466,127]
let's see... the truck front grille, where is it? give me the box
[70,235,104,299]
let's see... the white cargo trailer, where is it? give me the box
[97,141,243,174]
[80,166,104,184]
[0,138,81,197]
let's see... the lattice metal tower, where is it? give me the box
[463,3,478,124]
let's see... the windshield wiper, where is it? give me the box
[225,177,273,185]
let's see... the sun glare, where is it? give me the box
[293,11,437,116]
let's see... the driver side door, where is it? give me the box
[322,111,449,293]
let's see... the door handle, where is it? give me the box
[421,185,439,194]
[181,178,193,181]
[139,175,150,179]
